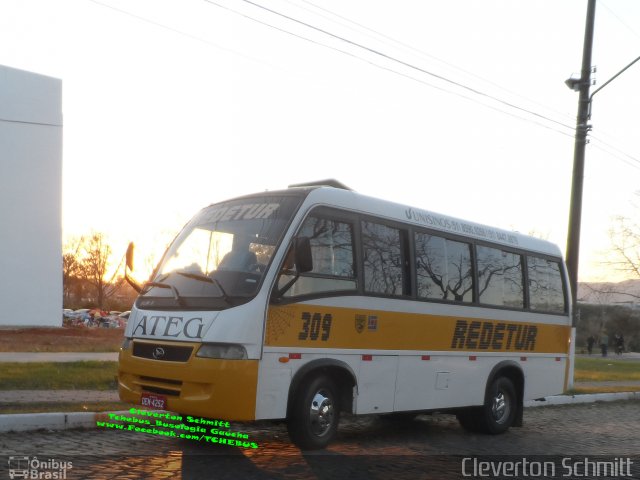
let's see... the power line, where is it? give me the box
[86,0,638,165]
[591,142,640,172]
[231,0,640,171]
[205,0,577,136]
[209,0,575,133]
[204,0,366,63]
[85,0,262,64]
[290,0,575,124]
[599,0,640,43]
[591,135,640,167]
[87,0,576,136]
[343,54,577,139]
[204,0,521,120]
[237,0,575,131]
[239,0,640,168]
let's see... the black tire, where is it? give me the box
[287,374,340,450]
[457,377,517,434]
[478,376,517,434]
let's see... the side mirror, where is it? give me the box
[294,236,313,273]
[125,242,142,293]
[126,242,135,271]
[272,236,313,300]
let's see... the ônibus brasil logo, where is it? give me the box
[8,456,73,479]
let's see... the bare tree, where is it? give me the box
[608,215,640,281]
[80,232,117,308]
[62,236,85,305]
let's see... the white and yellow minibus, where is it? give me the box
[119,181,571,449]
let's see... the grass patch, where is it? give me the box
[567,385,640,395]
[574,357,640,382]
[0,362,118,390]
[0,327,123,352]
[0,401,133,414]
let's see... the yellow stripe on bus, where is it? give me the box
[265,304,570,354]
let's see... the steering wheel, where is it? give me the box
[249,263,265,274]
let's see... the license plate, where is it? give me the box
[140,392,167,410]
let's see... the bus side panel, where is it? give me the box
[522,357,567,399]
[394,354,486,411]
[260,302,570,418]
[264,303,570,354]
[255,353,293,419]
[356,355,397,413]
[255,351,364,419]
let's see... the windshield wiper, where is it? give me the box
[142,281,186,307]
[176,271,232,304]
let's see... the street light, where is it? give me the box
[564,0,640,389]
[565,0,596,331]
[564,75,583,92]
[565,53,640,315]
[587,55,640,119]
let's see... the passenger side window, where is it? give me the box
[477,246,524,308]
[415,233,473,302]
[281,215,356,297]
[361,221,405,296]
[527,256,565,313]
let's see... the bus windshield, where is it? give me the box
[139,194,302,310]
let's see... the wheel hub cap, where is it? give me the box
[492,391,510,424]
[309,390,334,436]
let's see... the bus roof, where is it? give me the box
[289,185,563,258]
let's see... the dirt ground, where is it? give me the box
[0,327,124,352]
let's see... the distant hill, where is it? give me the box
[578,279,640,306]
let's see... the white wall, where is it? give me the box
[0,65,62,327]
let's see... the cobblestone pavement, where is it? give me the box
[1,400,639,479]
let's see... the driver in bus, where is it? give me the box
[218,235,258,272]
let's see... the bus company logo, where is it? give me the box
[367,315,378,331]
[354,315,366,333]
[132,315,205,339]
[152,347,165,360]
[8,456,73,479]
[450,320,538,351]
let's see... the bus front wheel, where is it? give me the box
[457,376,517,434]
[287,374,340,450]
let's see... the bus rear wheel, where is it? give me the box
[457,376,517,434]
[287,374,340,450]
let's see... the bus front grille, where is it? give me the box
[132,342,193,362]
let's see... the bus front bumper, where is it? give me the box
[118,342,259,421]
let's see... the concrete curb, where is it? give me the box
[525,391,640,407]
[0,410,130,433]
[1,392,639,433]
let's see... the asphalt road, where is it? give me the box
[1,400,639,479]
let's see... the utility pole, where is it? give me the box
[566,0,597,327]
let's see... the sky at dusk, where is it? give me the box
[1,0,639,281]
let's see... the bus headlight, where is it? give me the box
[196,343,247,360]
